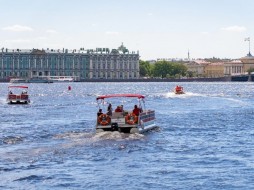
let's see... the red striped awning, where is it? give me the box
[96,94,145,100]
[8,86,28,89]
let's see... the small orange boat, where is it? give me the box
[174,85,185,94]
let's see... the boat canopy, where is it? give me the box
[8,86,28,89]
[96,94,145,100]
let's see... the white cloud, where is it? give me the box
[5,39,31,43]
[105,31,119,35]
[201,32,209,35]
[221,25,247,32]
[2,25,34,32]
[46,29,57,34]
[36,36,47,40]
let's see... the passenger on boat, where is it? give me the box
[115,106,122,112]
[107,103,112,116]
[9,91,13,94]
[133,105,141,116]
[21,90,27,94]
[97,109,103,117]
[175,85,183,92]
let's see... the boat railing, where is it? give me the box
[21,94,29,100]
[8,94,17,99]
[8,94,29,100]
[111,112,124,119]
[139,110,155,123]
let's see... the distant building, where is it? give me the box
[224,60,244,76]
[204,62,224,77]
[240,54,254,72]
[146,60,156,64]
[157,58,189,62]
[0,44,139,81]
[184,59,245,77]
[185,60,209,77]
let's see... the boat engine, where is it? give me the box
[111,123,119,131]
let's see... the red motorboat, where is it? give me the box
[7,86,30,104]
[174,85,185,94]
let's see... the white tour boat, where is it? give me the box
[96,94,157,133]
[7,86,30,104]
[49,76,74,82]
[28,77,53,83]
[10,78,28,83]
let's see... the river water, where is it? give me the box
[0,82,254,190]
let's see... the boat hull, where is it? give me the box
[7,94,30,104]
[96,110,157,134]
[28,77,53,83]
[10,78,28,83]
[174,90,185,94]
[8,100,30,104]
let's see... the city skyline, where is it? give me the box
[0,0,253,60]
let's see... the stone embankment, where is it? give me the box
[80,77,231,82]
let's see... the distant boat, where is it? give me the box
[174,85,185,94]
[7,85,30,104]
[49,76,74,82]
[10,78,28,83]
[28,77,53,83]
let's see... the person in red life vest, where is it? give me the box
[115,106,122,112]
[175,85,183,92]
[132,105,141,116]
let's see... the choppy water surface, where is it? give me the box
[0,82,254,189]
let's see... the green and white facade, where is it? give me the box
[0,45,139,81]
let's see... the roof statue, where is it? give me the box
[118,42,129,54]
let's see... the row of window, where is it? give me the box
[92,63,138,69]
[5,62,140,70]
[91,57,138,62]
[0,71,88,78]
[0,53,139,79]
[224,66,243,74]
[0,62,88,69]
[0,65,85,70]
[92,72,138,78]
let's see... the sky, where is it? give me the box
[0,0,253,60]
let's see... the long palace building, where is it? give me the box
[0,44,139,81]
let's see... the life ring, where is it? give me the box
[125,113,138,125]
[98,114,111,125]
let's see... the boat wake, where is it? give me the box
[2,131,144,160]
[1,136,24,145]
[93,131,144,140]
[0,97,6,104]
[165,92,206,98]
[54,131,144,142]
